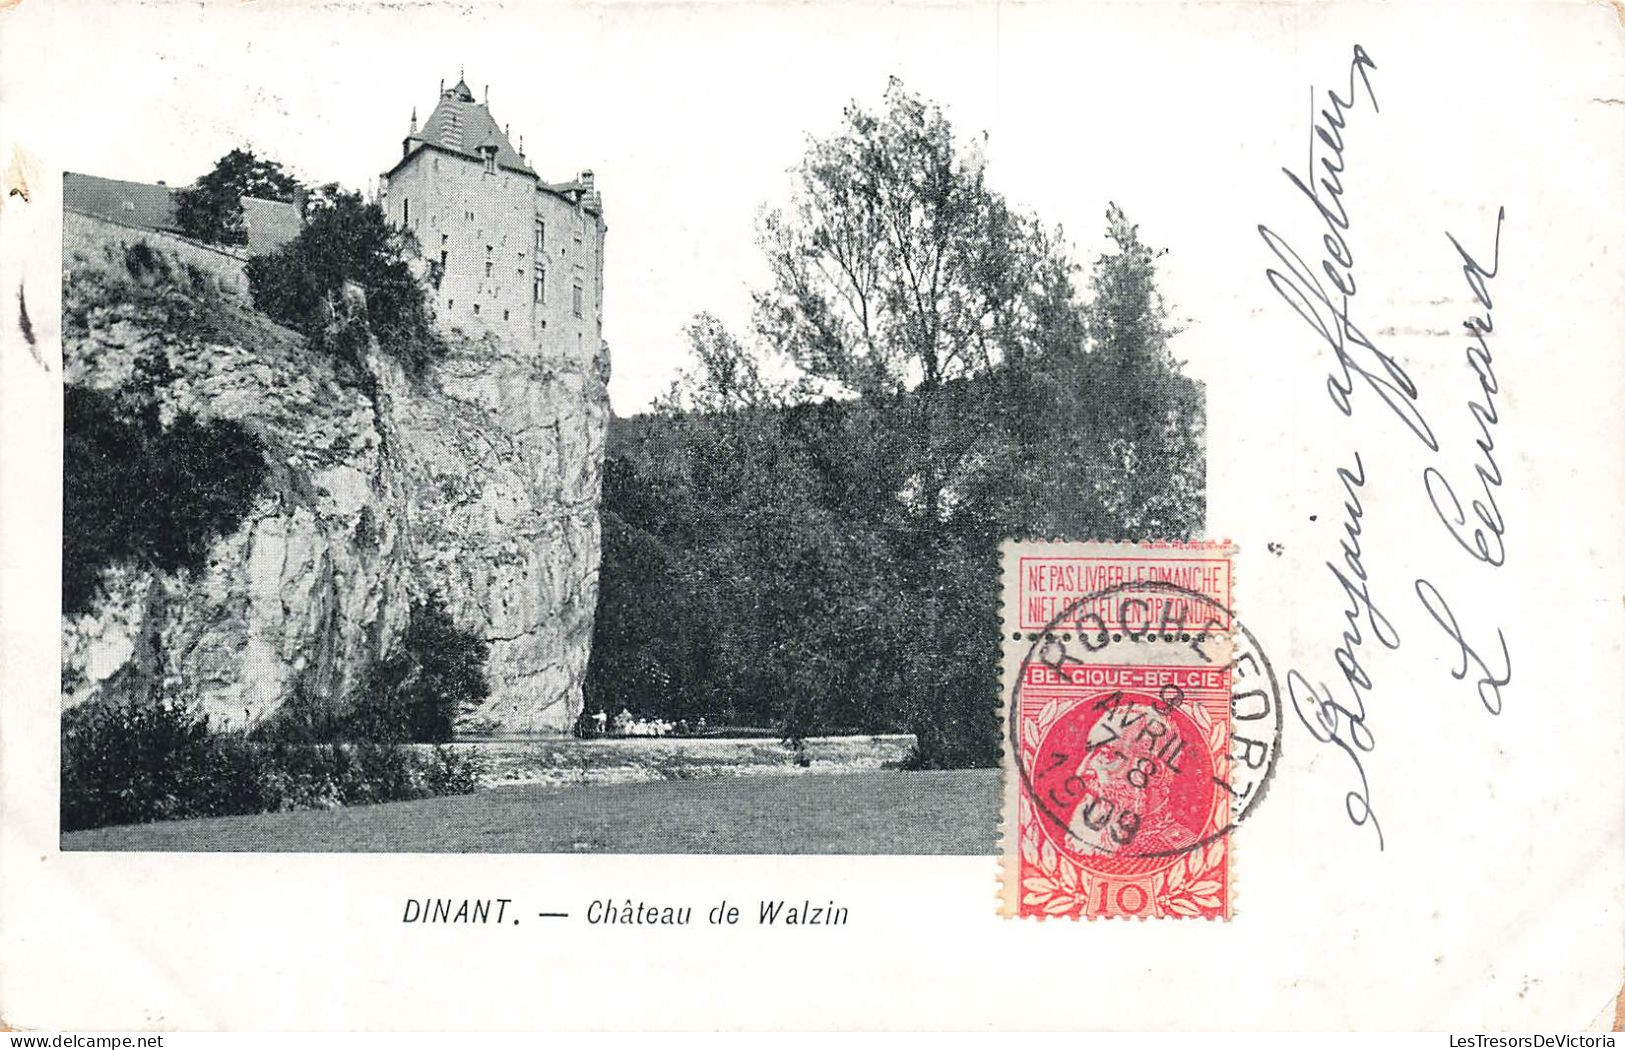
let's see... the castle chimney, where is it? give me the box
[439,77,444,96]
[484,84,489,105]
[580,169,595,189]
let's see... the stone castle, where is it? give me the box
[379,75,606,366]
[65,71,608,372]
[62,73,611,737]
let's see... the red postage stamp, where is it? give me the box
[999,540,1239,920]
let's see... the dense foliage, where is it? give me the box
[62,597,489,832]
[174,148,303,246]
[61,690,483,832]
[65,598,481,832]
[586,82,1204,769]
[245,190,444,377]
[63,378,268,618]
[258,598,491,746]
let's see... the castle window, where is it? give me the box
[534,269,545,303]
[485,260,493,278]
[403,198,410,225]
[473,303,480,315]
[572,284,583,318]
[440,250,448,270]
[503,309,510,321]
[534,221,545,254]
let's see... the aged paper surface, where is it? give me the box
[2,0,1624,1031]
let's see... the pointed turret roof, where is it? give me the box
[392,73,533,178]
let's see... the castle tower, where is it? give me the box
[378,74,606,369]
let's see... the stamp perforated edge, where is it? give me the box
[995,538,1241,921]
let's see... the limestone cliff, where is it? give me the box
[60,213,608,735]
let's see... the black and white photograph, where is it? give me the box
[51,24,1204,855]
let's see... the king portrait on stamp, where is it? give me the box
[1000,540,1279,919]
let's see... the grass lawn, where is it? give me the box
[59,768,1000,854]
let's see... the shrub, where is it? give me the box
[246,190,444,378]
[61,692,218,830]
[343,597,490,744]
[63,383,268,617]
[61,692,489,833]
[252,597,489,746]
[422,745,483,795]
[248,682,348,747]
[122,242,170,285]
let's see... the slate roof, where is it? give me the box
[241,196,304,256]
[396,82,534,178]
[62,172,180,232]
[64,172,303,256]
[544,177,604,215]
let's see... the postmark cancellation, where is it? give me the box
[999,540,1244,920]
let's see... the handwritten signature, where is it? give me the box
[1415,212,1511,717]
[1258,45,1511,850]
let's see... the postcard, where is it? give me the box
[0,0,1621,1032]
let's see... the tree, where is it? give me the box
[752,76,1080,523]
[1076,205,1205,538]
[742,79,1091,764]
[589,83,1205,769]
[246,189,444,377]
[657,313,809,414]
[174,148,303,246]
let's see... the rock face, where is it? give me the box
[386,328,607,734]
[60,213,608,735]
